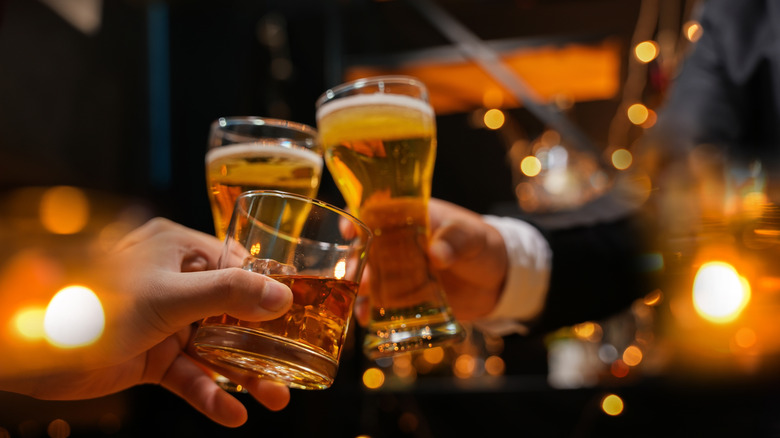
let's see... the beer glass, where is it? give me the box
[206,116,322,240]
[205,116,321,391]
[315,76,465,359]
[192,190,372,390]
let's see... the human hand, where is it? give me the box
[0,218,294,427]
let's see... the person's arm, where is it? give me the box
[0,218,294,428]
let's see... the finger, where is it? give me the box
[428,220,484,269]
[150,269,293,331]
[160,353,248,428]
[243,379,291,412]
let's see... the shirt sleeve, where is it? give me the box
[472,215,552,336]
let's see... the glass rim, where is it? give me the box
[234,189,372,241]
[210,116,318,138]
[315,75,428,109]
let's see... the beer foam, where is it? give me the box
[316,93,435,121]
[206,142,323,169]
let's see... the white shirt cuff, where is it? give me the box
[472,215,552,336]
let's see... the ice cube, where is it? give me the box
[242,256,297,275]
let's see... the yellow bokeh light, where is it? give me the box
[13,306,47,340]
[573,322,602,342]
[422,346,445,364]
[601,394,624,416]
[692,261,751,324]
[250,242,261,256]
[483,108,505,130]
[634,40,659,63]
[44,285,105,348]
[684,20,703,42]
[453,354,476,379]
[485,355,505,376]
[627,103,649,125]
[520,156,542,177]
[362,367,385,389]
[611,148,633,170]
[39,186,89,235]
[622,345,643,367]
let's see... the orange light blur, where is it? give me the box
[611,148,633,170]
[345,41,621,115]
[622,345,643,367]
[362,367,385,389]
[483,109,505,129]
[520,156,542,177]
[39,186,89,235]
[634,41,659,63]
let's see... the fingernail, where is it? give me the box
[260,279,292,312]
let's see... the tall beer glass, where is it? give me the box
[205,116,322,390]
[206,116,322,240]
[315,76,464,359]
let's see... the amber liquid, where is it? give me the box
[206,144,322,239]
[193,275,357,390]
[317,93,464,359]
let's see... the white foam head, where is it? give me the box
[206,142,323,170]
[316,93,434,121]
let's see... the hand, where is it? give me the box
[426,198,508,321]
[353,199,508,325]
[0,218,294,428]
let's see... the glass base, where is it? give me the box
[193,324,338,390]
[362,305,465,359]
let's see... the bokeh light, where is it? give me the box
[44,285,105,348]
[684,20,703,42]
[611,148,633,170]
[483,108,505,130]
[634,40,659,63]
[520,156,543,177]
[627,103,649,125]
[692,261,751,324]
[601,394,624,416]
[39,186,89,235]
[13,306,47,340]
[362,367,385,389]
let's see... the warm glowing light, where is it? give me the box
[393,353,414,378]
[362,367,385,389]
[483,108,505,130]
[13,307,47,340]
[44,285,105,348]
[48,419,71,438]
[573,322,601,341]
[485,355,505,376]
[692,261,751,323]
[622,345,643,367]
[601,394,624,416]
[643,289,663,306]
[334,260,346,279]
[250,243,261,256]
[520,156,542,177]
[684,20,703,42]
[642,109,657,128]
[422,346,445,364]
[611,148,633,170]
[611,359,630,378]
[627,103,649,125]
[40,186,89,234]
[634,40,659,63]
[453,354,476,379]
[734,327,757,349]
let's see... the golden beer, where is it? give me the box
[316,77,464,359]
[206,143,322,239]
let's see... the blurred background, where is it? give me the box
[4,0,780,436]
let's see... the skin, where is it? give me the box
[354,198,509,324]
[0,218,295,428]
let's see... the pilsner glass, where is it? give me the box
[192,190,372,390]
[205,116,322,391]
[315,75,465,359]
[206,116,322,240]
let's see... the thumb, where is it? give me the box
[149,268,293,331]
